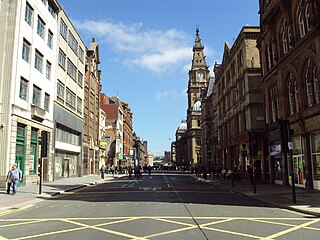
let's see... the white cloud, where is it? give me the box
[74,19,193,74]
[154,89,187,101]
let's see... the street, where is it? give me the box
[0,173,319,240]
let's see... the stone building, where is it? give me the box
[175,120,188,167]
[122,102,134,166]
[82,38,101,176]
[186,28,209,167]
[213,26,264,180]
[257,0,320,189]
[201,76,217,167]
[0,0,60,185]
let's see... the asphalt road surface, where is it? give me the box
[0,173,319,239]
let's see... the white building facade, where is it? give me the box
[0,0,60,185]
[53,9,86,179]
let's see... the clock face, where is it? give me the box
[198,71,204,81]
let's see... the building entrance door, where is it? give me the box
[293,155,305,187]
[15,155,25,185]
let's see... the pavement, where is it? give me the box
[197,176,320,217]
[1,172,320,217]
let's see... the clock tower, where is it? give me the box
[186,27,209,166]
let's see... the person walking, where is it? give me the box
[7,164,22,196]
[100,165,106,179]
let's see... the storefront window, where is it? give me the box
[311,131,320,180]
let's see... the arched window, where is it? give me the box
[287,72,299,115]
[304,59,319,107]
[281,20,290,54]
[305,4,311,31]
[298,12,305,38]
[288,26,293,49]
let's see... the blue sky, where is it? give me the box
[59,0,260,156]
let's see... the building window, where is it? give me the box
[47,30,53,49]
[304,59,319,107]
[22,39,31,63]
[79,47,84,63]
[288,26,293,49]
[77,71,83,87]
[32,85,41,107]
[287,73,299,115]
[19,78,28,100]
[68,31,78,55]
[66,88,76,110]
[25,2,33,26]
[305,4,311,31]
[37,16,45,39]
[48,1,56,18]
[57,80,65,103]
[34,50,43,73]
[269,85,279,123]
[46,61,51,80]
[60,19,68,40]
[298,12,305,38]
[58,48,66,69]
[44,93,50,112]
[77,97,82,114]
[67,58,77,81]
[282,21,288,54]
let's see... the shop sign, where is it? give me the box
[270,144,281,157]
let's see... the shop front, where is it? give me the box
[270,142,283,184]
[291,135,305,187]
[311,130,320,190]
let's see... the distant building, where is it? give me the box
[213,26,264,180]
[100,94,124,167]
[122,102,134,166]
[175,120,188,167]
[82,38,101,176]
[186,28,209,166]
[99,109,107,168]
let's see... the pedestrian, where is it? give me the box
[100,165,106,179]
[148,165,152,176]
[128,166,132,179]
[7,164,22,196]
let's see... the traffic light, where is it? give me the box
[38,158,42,176]
[41,131,48,157]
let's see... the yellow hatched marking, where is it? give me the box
[202,225,263,239]
[155,217,197,227]
[0,219,46,228]
[64,219,148,240]
[261,219,320,240]
[142,225,197,239]
[15,226,87,240]
[248,218,297,227]
[0,205,33,217]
